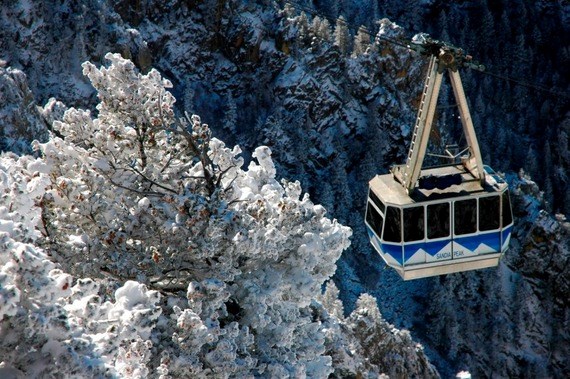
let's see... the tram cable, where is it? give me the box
[281,0,570,101]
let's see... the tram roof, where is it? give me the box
[369,164,508,206]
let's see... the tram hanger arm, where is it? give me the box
[392,46,486,194]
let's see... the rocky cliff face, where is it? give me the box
[1,0,568,376]
[0,0,152,108]
[0,64,48,153]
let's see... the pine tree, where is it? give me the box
[334,16,350,56]
[311,16,332,43]
[479,7,495,57]
[543,142,554,210]
[283,2,295,18]
[352,25,371,57]
[319,18,332,42]
[296,11,310,46]
[320,280,345,319]
[347,293,438,378]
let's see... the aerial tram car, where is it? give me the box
[365,35,514,280]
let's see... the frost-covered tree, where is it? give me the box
[311,16,332,43]
[0,153,161,377]
[352,25,371,57]
[318,18,333,43]
[334,16,351,55]
[347,294,439,378]
[297,12,311,42]
[282,2,295,18]
[41,53,231,285]
[22,53,354,377]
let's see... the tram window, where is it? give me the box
[366,202,384,238]
[502,191,513,226]
[427,203,450,239]
[369,190,386,215]
[404,207,424,242]
[454,199,477,235]
[479,196,500,231]
[383,206,402,243]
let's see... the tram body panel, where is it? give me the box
[501,225,513,252]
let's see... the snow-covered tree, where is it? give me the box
[295,11,311,46]
[352,25,371,57]
[0,153,161,377]
[347,294,438,378]
[334,16,351,55]
[13,53,354,377]
[311,16,332,43]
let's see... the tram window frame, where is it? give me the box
[369,190,386,215]
[383,206,402,243]
[365,201,384,238]
[479,195,500,231]
[403,206,425,242]
[502,191,513,226]
[427,202,450,239]
[454,199,477,235]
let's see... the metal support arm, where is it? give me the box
[448,70,485,182]
[392,50,485,194]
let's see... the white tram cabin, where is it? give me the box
[365,164,514,280]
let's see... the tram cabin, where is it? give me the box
[365,164,513,280]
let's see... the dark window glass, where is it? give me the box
[383,206,402,242]
[366,202,384,238]
[479,196,500,231]
[404,207,424,242]
[502,191,513,226]
[427,203,450,239]
[454,199,477,235]
[369,190,385,215]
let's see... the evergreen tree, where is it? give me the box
[310,15,323,42]
[479,7,495,57]
[543,141,554,210]
[320,280,345,319]
[334,16,350,56]
[295,11,311,46]
[283,2,295,18]
[352,25,371,57]
[311,16,332,43]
